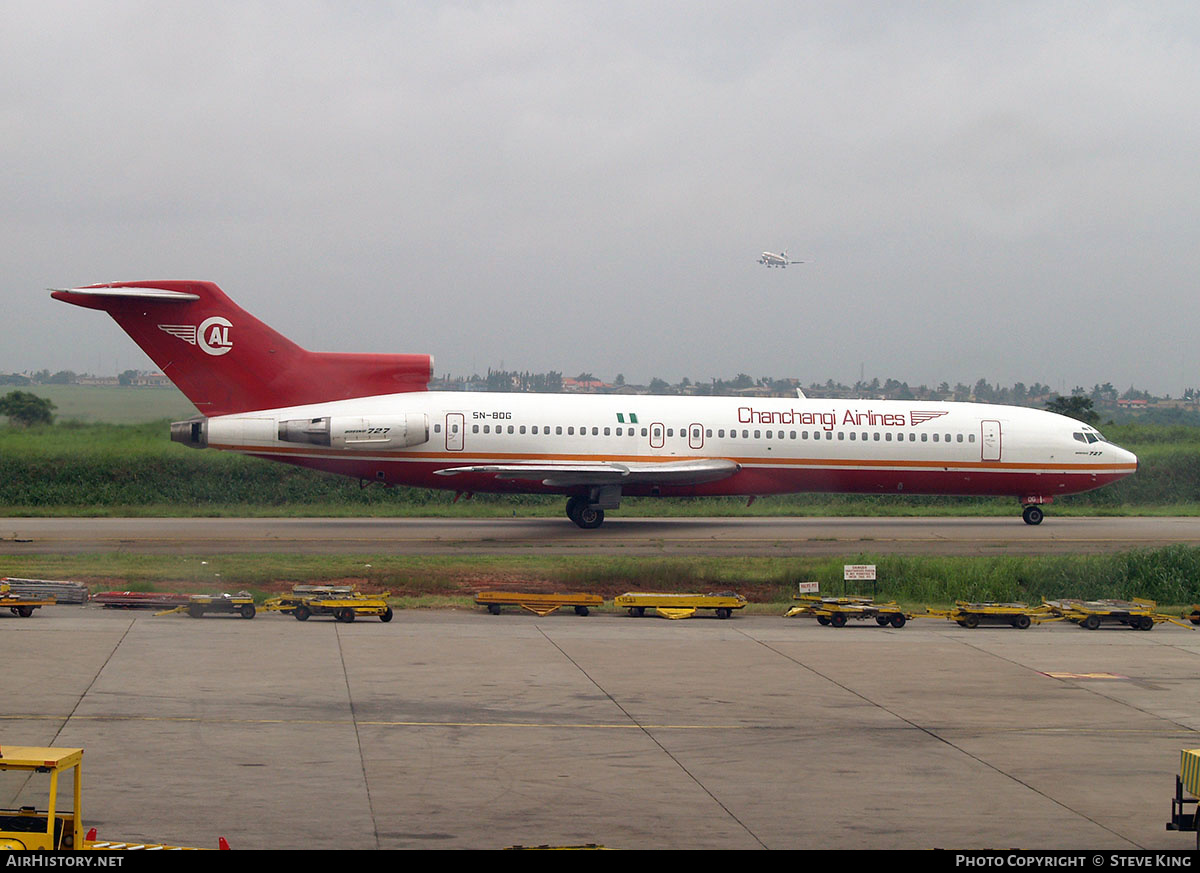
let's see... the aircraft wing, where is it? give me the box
[433,458,740,488]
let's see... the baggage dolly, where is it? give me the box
[925,601,1057,629]
[1044,597,1193,631]
[785,594,912,628]
[264,585,394,623]
[475,591,603,616]
[614,592,746,619]
[158,592,257,619]
[0,582,54,618]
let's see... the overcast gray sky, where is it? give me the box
[3,1,1198,395]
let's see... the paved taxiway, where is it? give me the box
[2,606,1198,850]
[5,515,1200,556]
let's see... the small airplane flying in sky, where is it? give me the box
[758,250,803,268]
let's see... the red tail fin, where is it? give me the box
[52,281,432,415]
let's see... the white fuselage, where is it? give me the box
[186,391,1137,503]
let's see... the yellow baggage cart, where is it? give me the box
[614,592,746,619]
[264,585,393,623]
[785,594,911,628]
[475,591,603,616]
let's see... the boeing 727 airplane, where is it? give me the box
[53,281,1137,528]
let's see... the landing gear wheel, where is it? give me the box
[565,495,586,524]
[1022,505,1044,525]
[294,605,311,622]
[566,496,604,529]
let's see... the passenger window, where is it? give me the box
[434,424,441,433]
[473,425,479,433]
[604,427,610,436]
[956,433,963,443]
[921,433,928,441]
[838,431,845,440]
[519,426,526,434]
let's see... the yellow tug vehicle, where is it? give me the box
[0,745,226,850]
[785,594,911,628]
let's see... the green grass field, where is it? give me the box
[3,548,1199,608]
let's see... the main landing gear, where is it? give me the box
[565,495,605,530]
[1022,504,1045,525]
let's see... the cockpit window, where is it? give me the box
[1073,433,1086,443]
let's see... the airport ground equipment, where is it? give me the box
[1043,597,1193,630]
[263,585,393,623]
[924,601,1059,629]
[0,745,225,850]
[785,594,912,628]
[158,592,257,619]
[1,578,88,604]
[0,581,54,618]
[614,592,746,619]
[93,591,193,609]
[1186,605,1200,625]
[1167,748,1200,849]
[475,591,603,616]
